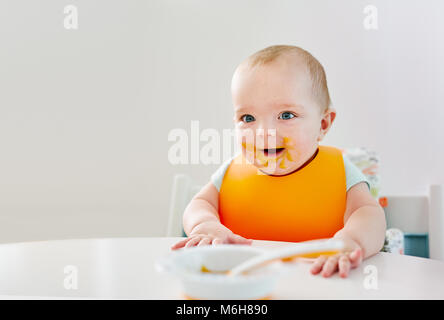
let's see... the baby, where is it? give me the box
[172,45,386,278]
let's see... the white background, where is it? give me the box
[0,0,443,242]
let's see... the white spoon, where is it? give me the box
[228,238,346,276]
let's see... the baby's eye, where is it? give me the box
[241,114,255,123]
[279,111,296,120]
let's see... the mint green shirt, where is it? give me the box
[211,152,370,193]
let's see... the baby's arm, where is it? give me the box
[334,182,386,259]
[311,182,386,277]
[171,181,252,250]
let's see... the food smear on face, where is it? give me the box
[282,137,295,162]
[279,157,286,169]
[241,136,298,170]
[242,141,256,152]
[286,150,294,161]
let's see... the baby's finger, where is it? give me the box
[185,236,203,248]
[321,256,339,277]
[227,234,253,245]
[338,255,351,278]
[170,238,191,250]
[349,248,363,268]
[197,237,212,247]
[212,238,224,245]
[310,255,328,275]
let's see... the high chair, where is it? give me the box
[166,174,202,237]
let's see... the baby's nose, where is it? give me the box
[255,127,277,137]
[254,128,278,148]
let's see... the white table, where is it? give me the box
[0,237,443,299]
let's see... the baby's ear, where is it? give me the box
[329,107,337,121]
[318,108,336,139]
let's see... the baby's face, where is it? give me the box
[232,56,330,175]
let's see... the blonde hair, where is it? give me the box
[244,45,331,113]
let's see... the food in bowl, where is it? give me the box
[156,244,285,300]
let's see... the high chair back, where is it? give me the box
[166,174,202,237]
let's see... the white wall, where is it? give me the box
[0,0,443,242]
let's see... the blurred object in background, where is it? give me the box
[382,228,404,254]
[429,185,444,261]
[404,233,429,259]
[343,147,380,198]
[382,195,430,258]
[343,147,432,259]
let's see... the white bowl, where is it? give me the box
[155,245,285,300]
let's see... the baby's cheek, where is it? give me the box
[284,136,316,164]
[236,128,255,147]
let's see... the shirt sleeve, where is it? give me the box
[210,154,237,192]
[343,155,371,192]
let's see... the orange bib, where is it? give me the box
[219,145,346,242]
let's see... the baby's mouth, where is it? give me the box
[261,147,286,157]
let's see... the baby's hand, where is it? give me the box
[170,221,252,250]
[171,233,252,250]
[310,237,363,278]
